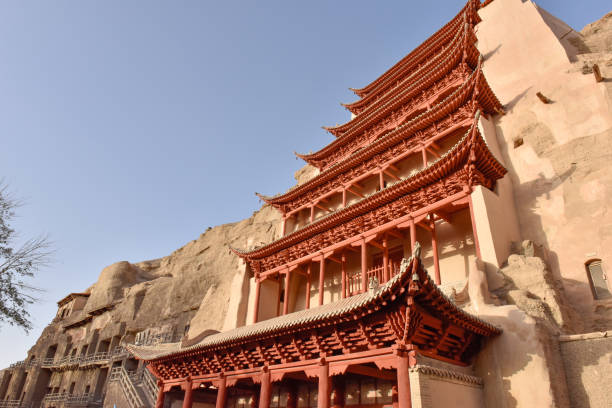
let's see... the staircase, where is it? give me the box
[108,366,158,408]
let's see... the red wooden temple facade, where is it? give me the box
[130,1,506,407]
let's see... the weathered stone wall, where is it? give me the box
[559,331,612,408]
[477,0,612,333]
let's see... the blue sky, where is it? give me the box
[0,0,609,367]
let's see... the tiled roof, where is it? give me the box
[128,244,501,362]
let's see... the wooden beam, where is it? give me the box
[416,222,432,232]
[346,187,365,198]
[315,203,333,213]
[346,365,396,381]
[383,169,401,181]
[368,240,384,250]
[426,147,440,159]
[387,163,400,172]
[386,229,403,240]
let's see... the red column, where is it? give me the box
[361,239,367,293]
[253,278,261,323]
[409,220,416,251]
[306,263,311,309]
[283,269,291,315]
[277,275,282,316]
[430,215,441,285]
[396,354,412,408]
[379,171,385,190]
[155,382,165,408]
[468,194,482,259]
[182,380,193,408]
[341,252,347,299]
[310,206,315,223]
[216,377,227,408]
[342,189,347,207]
[383,235,389,283]
[421,148,427,166]
[259,370,271,408]
[317,362,330,408]
[319,257,325,306]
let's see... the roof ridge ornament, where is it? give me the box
[368,276,380,294]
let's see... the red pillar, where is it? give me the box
[155,382,165,408]
[310,206,315,223]
[283,269,291,315]
[430,215,441,285]
[253,278,261,323]
[341,252,347,299]
[379,171,385,190]
[361,239,367,293]
[259,370,271,408]
[319,257,325,306]
[276,274,282,316]
[421,148,427,166]
[216,377,227,408]
[318,362,330,408]
[396,354,412,408]
[409,220,416,251]
[342,189,347,207]
[182,380,193,408]
[383,235,389,283]
[306,263,311,309]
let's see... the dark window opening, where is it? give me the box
[586,259,612,300]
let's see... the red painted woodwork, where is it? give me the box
[233,116,505,276]
[136,3,505,405]
[319,258,325,306]
[182,380,193,408]
[215,376,227,408]
[430,215,441,285]
[318,362,330,408]
[396,353,412,408]
[349,0,481,101]
[155,385,165,408]
[259,370,271,408]
[253,280,261,323]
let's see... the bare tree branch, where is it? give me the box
[0,181,53,332]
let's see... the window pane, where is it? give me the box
[589,261,612,300]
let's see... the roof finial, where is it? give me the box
[412,241,422,260]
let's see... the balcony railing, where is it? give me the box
[0,401,33,408]
[346,263,401,296]
[42,392,102,406]
[8,347,130,371]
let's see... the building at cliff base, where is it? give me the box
[1,0,611,407]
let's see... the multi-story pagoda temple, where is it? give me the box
[2,0,611,407]
[129,1,512,407]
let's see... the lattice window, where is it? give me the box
[586,259,612,300]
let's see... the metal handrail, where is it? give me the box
[109,366,145,408]
[141,368,159,405]
[42,392,102,406]
[0,401,33,408]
